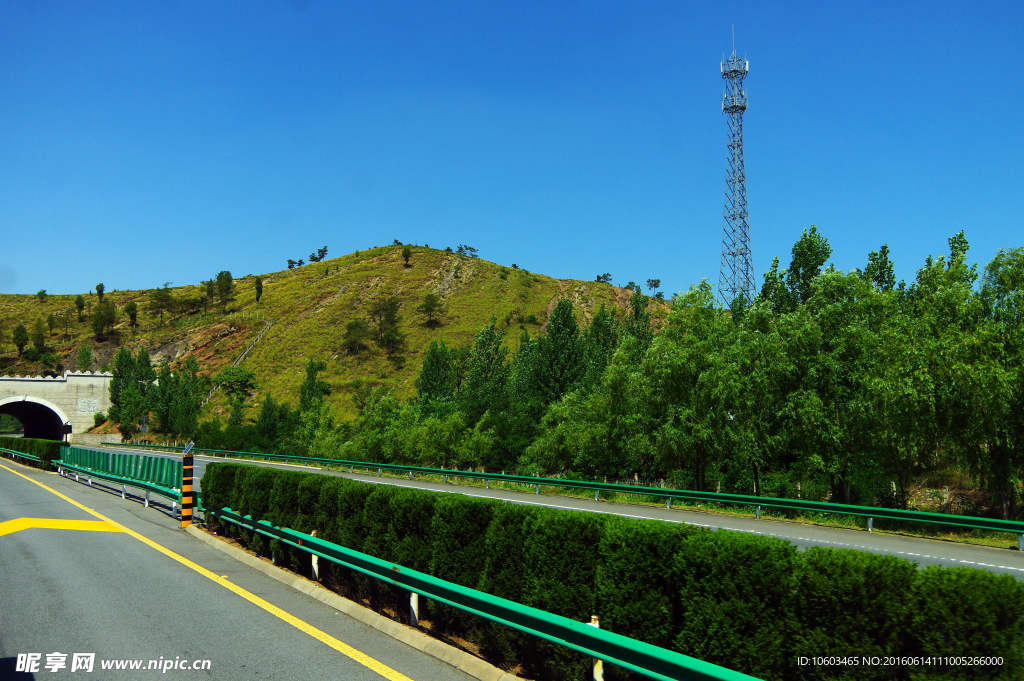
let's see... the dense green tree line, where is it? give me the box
[108,347,206,440]
[197,229,1023,520]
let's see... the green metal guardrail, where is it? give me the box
[211,506,758,681]
[0,446,43,466]
[56,446,199,514]
[63,446,182,490]
[102,441,1024,541]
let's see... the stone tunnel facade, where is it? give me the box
[0,371,112,442]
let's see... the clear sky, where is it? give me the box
[1,1,1021,297]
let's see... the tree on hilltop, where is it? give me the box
[417,292,444,328]
[215,271,235,312]
[75,295,85,322]
[96,283,105,303]
[342,320,371,354]
[402,246,412,267]
[255,276,263,303]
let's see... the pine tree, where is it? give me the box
[12,323,29,357]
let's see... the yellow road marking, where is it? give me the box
[0,463,414,681]
[0,518,122,537]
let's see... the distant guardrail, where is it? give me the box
[100,441,1024,544]
[210,506,758,681]
[0,446,43,466]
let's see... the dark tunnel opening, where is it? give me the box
[0,401,66,441]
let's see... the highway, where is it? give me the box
[90,444,1024,580]
[0,459,478,681]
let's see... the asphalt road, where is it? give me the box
[0,458,476,681]
[90,445,1024,580]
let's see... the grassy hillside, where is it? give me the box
[0,245,659,422]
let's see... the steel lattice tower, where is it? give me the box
[717,49,753,308]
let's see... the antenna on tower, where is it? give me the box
[732,25,735,54]
[717,38,753,309]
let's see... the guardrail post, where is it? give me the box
[667,498,672,509]
[485,479,489,489]
[311,531,320,580]
[1019,534,1023,552]
[756,505,761,519]
[407,471,412,480]
[145,490,150,508]
[868,518,874,532]
[121,484,126,500]
[589,616,603,681]
[536,484,540,494]
[350,466,354,473]
[377,468,382,477]
[180,442,195,528]
[595,490,599,502]
[410,592,420,627]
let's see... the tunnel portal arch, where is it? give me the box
[0,396,72,441]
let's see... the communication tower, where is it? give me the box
[717,45,753,308]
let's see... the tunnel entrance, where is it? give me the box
[0,398,68,441]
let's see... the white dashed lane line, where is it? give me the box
[104,447,1024,574]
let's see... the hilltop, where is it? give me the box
[0,245,658,422]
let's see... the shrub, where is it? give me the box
[791,547,917,680]
[907,566,1024,679]
[0,437,64,470]
[199,463,1024,681]
[519,508,606,680]
[672,530,799,681]
[428,495,497,635]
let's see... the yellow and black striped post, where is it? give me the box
[180,442,195,528]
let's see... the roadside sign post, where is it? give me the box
[181,441,195,528]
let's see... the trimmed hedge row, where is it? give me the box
[0,437,64,470]
[201,463,1024,681]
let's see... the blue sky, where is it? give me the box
[1,1,1021,298]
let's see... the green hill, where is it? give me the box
[0,245,653,422]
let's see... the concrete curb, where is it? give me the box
[185,524,520,681]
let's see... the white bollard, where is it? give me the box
[667,498,672,509]
[868,518,873,532]
[410,592,420,627]
[1018,534,1023,552]
[485,479,489,489]
[535,484,540,494]
[595,490,599,502]
[311,531,320,580]
[350,466,354,473]
[145,490,150,508]
[589,616,603,681]
[378,468,382,477]
[408,471,412,480]
[756,505,761,519]
[121,485,126,500]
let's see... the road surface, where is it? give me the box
[88,445,1024,580]
[0,458,477,681]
